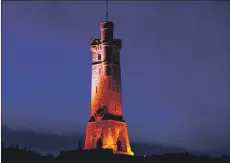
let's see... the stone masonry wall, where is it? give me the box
[90,43,123,117]
[84,120,133,155]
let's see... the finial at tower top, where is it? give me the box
[106,0,108,21]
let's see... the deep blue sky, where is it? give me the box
[2,2,230,151]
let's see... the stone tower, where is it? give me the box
[84,21,134,156]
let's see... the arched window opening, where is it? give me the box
[117,139,122,151]
[105,66,112,76]
[97,138,103,149]
[98,54,101,60]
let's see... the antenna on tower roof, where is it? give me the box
[105,0,108,21]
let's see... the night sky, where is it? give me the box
[2,2,230,151]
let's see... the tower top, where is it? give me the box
[100,21,114,30]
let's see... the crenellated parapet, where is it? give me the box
[90,39,101,52]
[90,39,101,46]
[90,39,121,52]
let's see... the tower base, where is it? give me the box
[84,120,134,156]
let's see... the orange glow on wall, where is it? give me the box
[84,21,134,156]
[90,50,123,117]
[84,120,134,156]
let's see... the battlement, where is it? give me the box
[90,38,122,50]
[90,39,101,46]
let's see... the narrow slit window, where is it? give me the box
[105,66,112,76]
[96,87,97,93]
[99,68,101,75]
[98,54,101,60]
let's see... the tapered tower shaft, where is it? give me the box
[84,21,134,156]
